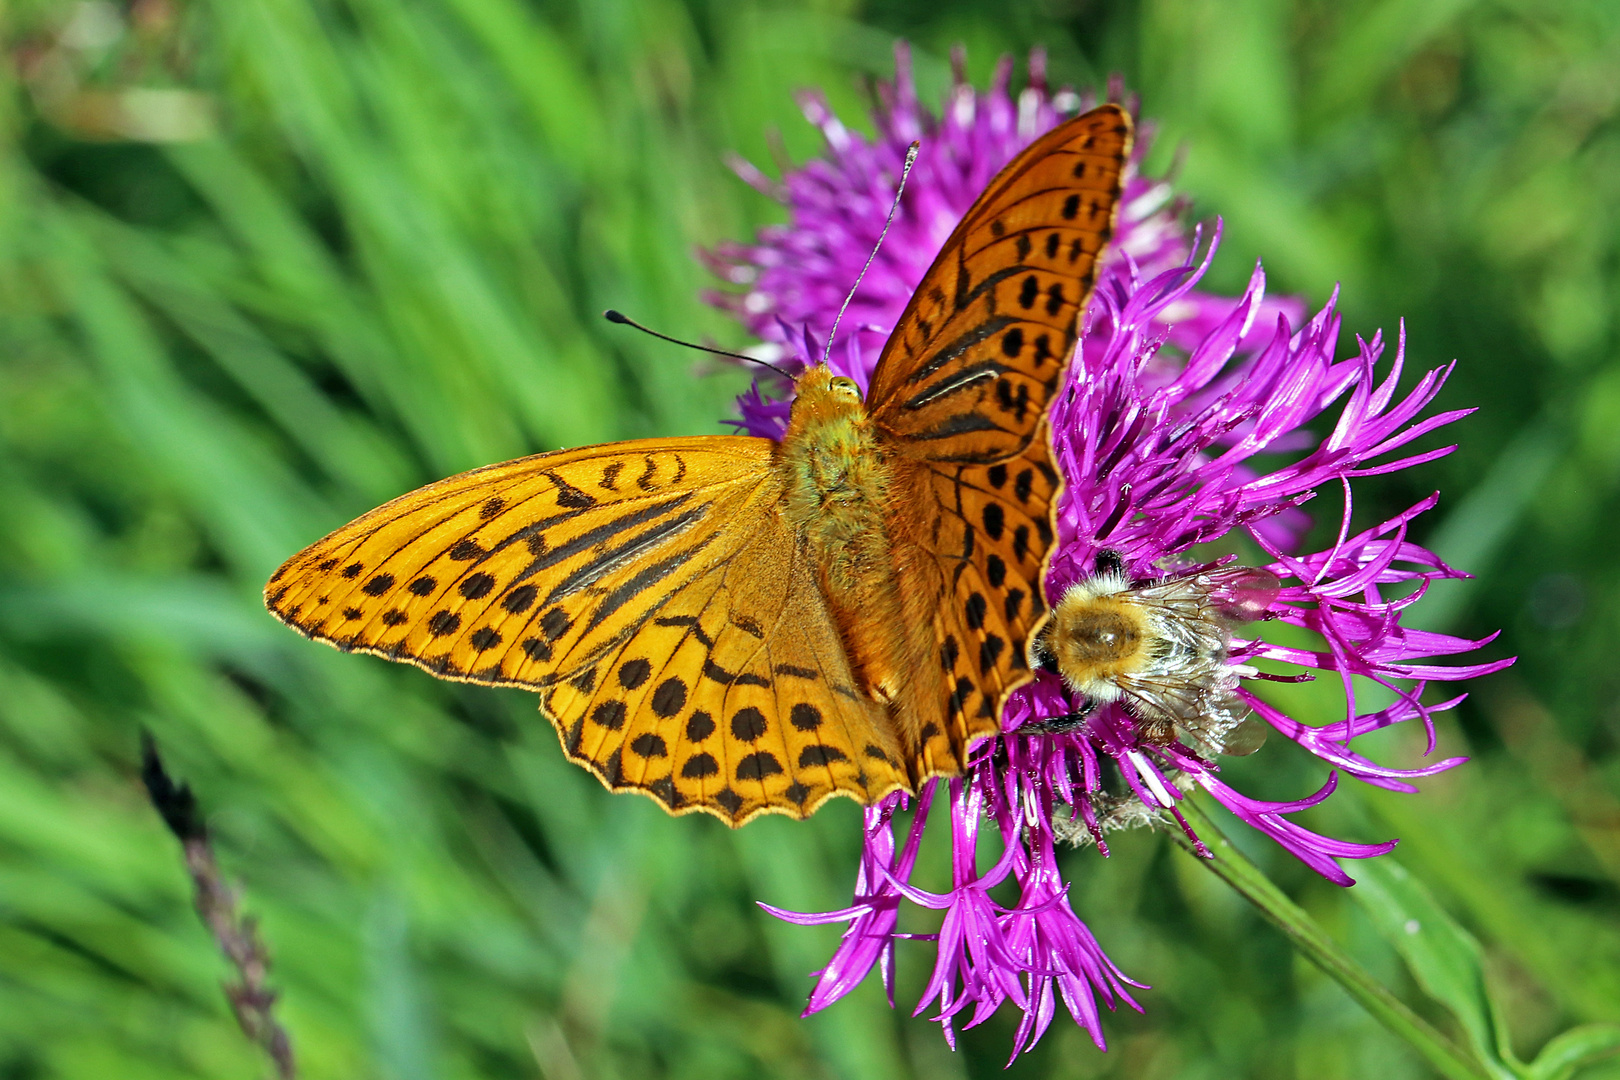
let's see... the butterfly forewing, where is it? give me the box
[268,439,768,683]
[867,104,1131,465]
[867,105,1131,772]
[266,438,909,824]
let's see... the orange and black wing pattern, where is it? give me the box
[265,438,909,825]
[869,105,1132,761]
[867,104,1131,465]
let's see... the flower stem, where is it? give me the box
[1171,797,1489,1080]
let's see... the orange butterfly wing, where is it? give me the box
[266,438,908,824]
[868,104,1132,463]
[867,105,1133,777]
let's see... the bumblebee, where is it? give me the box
[1029,551,1279,757]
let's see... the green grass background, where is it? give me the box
[1,0,1617,1077]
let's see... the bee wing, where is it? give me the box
[1204,566,1282,624]
[1113,673,1257,758]
[1123,567,1280,637]
[1112,672,1208,724]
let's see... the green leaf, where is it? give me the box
[1354,858,1620,1080]
[1351,857,1520,1077]
[1524,1025,1620,1080]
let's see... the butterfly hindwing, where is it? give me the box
[867,105,1131,465]
[546,530,909,823]
[898,429,1063,775]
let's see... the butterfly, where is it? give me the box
[265,105,1132,826]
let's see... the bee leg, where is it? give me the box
[1137,715,1175,746]
[1095,549,1127,578]
[1022,699,1097,735]
[1030,622,1061,675]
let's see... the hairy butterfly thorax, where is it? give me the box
[778,368,894,566]
[265,105,1132,824]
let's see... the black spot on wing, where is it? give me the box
[502,584,537,613]
[651,677,687,716]
[798,745,847,767]
[704,658,770,688]
[682,753,718,779]
[630,733,668,758]
[654,615,715,649]
[618,658,651,689]
[592,700,626,730]
[459,573,495,599]
[449,539,484,561]
[730,707,768,742]
[730,613,765,638]
[736,752,783,781]
[686,711,715,741]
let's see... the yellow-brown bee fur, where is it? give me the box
[1036,560,1279,755]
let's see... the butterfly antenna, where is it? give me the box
[602,309,794,379]
[822,140,921,366]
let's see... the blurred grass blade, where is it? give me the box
[1409,419,1563,632]
[1524,1025,1620,1080]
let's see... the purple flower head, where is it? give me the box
[709,46,1511,1059]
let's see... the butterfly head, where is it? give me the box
[784,364,872,444]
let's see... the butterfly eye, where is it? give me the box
[829,376,861,399]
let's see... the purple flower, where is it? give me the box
[702,42,1303,441]
[709,45,1511,1059]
